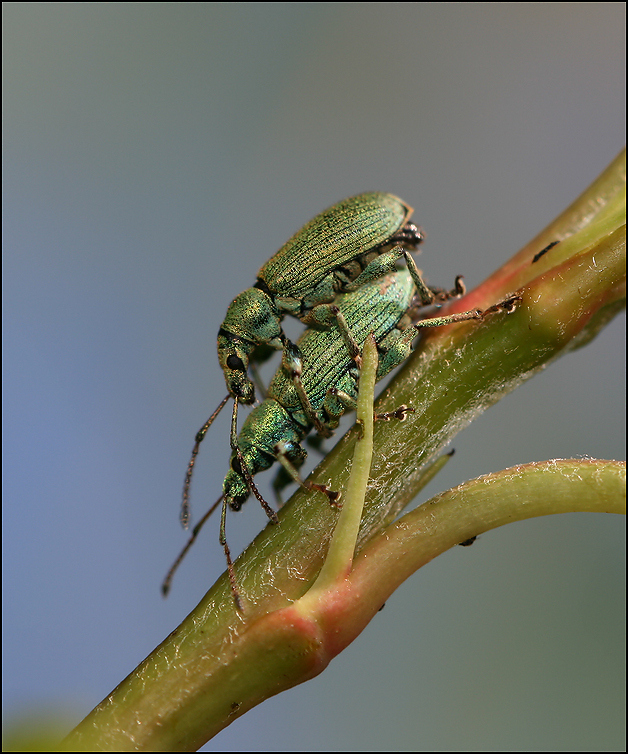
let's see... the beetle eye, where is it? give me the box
[226,355,245,371]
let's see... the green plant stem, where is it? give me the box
[61,460,624,752]
[346,459,626,633]
[62,150,626,752]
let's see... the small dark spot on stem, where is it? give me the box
[532,240,559,264]
[459,536,477,547]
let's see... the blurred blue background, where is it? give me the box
[3,3,625,751]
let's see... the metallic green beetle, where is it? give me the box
[217,192,440,406]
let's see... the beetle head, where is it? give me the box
[223,465,250,511]
[218,288,283,404]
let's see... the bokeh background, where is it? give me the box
[3,3,625,751]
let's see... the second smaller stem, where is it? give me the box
[308,333,377,592]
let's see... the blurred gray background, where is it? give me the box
[3,3,625,751]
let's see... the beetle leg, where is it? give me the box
[374,405,415,422]
[425,275,466,304]
[274,440,341,507]
[402,250,437,306]
[341,247,405,292]
[320,386,357,434]
[302,303,363,368]
[410,294,521,333]
[219,493,243,612]
[281,341,333,437]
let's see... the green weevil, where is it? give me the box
[165,270,519,607]
[217,192,456,406]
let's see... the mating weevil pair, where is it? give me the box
[165,269,511,605]
[181,192,462,528]
[164,192,520,607]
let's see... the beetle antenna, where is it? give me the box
[219,494,243,612]
[181,394,230,529]
[162,494,224,596]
